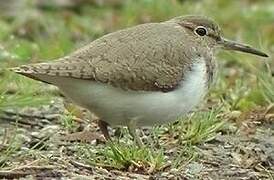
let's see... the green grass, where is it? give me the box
[171,145,199,170]
[257,64,274,104]
[77,141,165,173]
[75,105,226,172]
[75,106,226,172]
[176,107,226,145]
[0,125,23,168]
[60,111,77,131]
[0,71,50,112]
[0,120,59,169]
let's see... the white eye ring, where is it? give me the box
[194,26,208,36]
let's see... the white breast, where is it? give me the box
[45,59,208,127]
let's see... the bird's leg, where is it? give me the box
[127,121,143,147]
[98,120,111,141]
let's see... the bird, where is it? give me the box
[10,15,268,147]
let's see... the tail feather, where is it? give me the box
[9,58,94,84]
[9,64,54,84]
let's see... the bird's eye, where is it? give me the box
[194,26,208,36]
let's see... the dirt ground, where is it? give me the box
[0,97,273,180]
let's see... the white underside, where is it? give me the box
[40,60,207,127]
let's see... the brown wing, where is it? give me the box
[10,22,196,92]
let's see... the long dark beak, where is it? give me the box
[219,38,268,57]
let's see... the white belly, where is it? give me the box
[45,61,208,127]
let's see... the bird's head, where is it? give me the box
[170,15,268,57]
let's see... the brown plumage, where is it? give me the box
[10,16,218,92]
